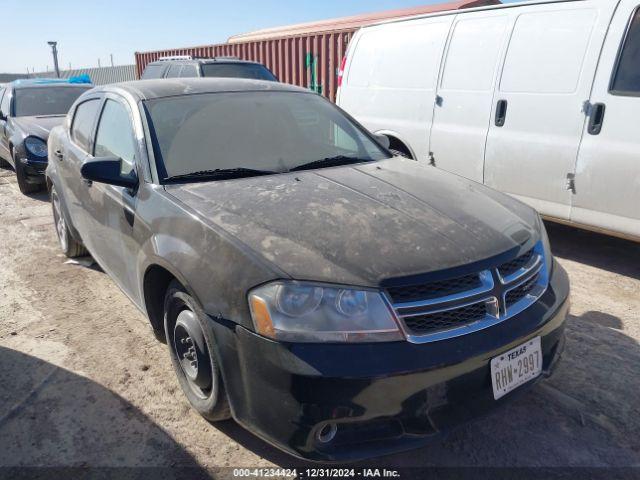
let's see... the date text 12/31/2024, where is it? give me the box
[233,468,401,478]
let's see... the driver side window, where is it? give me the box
[94,99,137,177]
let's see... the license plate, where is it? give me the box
[491,337,542,400]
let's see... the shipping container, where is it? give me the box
[135,0,499,101]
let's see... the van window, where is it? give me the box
[347,21,451,90]
[141,64,165,79]
[71,99,101,151]
[611,9,640,95]
[94,99,137,176]
[500,10,597,94]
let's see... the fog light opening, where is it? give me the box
[316,422,338,444]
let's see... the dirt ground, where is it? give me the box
[1,167,639,475]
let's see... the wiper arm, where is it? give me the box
[164,167,278,183]
[289,155,371,172]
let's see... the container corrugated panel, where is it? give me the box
[135,0,500,101]
[31,65,137,86]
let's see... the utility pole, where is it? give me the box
[110,54,114,67]
[47,41,60,78]
[98,58,101,68]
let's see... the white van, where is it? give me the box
[337,0,640,241]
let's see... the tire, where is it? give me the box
[15,160,40,194]
[0,156,10,169]
[389,148,411,159]
[164,280,231,422]
[51,184,88,258]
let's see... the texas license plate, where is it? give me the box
[491,337,542,400]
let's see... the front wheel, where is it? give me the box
[51,184,88,258]
[15,160,40,194]
[164,280,231,422]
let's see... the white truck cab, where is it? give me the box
[337,0,640,240]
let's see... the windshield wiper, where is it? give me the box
[289,155,371,172]
[164,167,278,183]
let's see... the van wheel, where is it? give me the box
[15,161,40,194]
[164,280,231,422]
[51,184,88,258]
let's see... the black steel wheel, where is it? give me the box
[15,159,40,194]
[164,280,231,421]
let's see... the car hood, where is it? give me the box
[166,159,540,287]
[12,115,65,140]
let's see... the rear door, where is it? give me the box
[483,2,613,220]
[338,16,454,162]
[428,11,510,182]
[58,96,103,238]
[572,1,640,238]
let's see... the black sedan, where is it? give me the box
[0,79,92,193]
[46,78,569,461]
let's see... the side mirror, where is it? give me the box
[373,133,390,149]
[81,157,138,189]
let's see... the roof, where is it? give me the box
[228,0,500,43]
[105,78,307,101]
[148,57,262,66]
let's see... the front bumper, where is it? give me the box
[18,157,48,182]
[212,261,570,462]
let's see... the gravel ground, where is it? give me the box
[0,167,639,476]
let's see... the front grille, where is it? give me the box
[403,302,488,335]
[505,273,540,307]
[386,272,481,304]
[498,248,534,279]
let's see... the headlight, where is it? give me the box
[537,213,553,278]
[248,281,403,343]
[25,136,48,158]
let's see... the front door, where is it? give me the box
[572,1,640,238]
[429,12,509,182]
[0,89,11,161]
[86,95,141,299]
[483,2,614,220]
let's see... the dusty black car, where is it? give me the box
[46,78,569,461]
[0,79,93,193]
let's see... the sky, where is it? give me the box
[2,0,520,74]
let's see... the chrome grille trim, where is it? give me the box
[387,241,549,344]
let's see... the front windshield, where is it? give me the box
[14,86,91,117]
[145,91,390,180]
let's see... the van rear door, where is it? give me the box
[483,2,614,220]
[428,11,509,182]
[572,1,640,238]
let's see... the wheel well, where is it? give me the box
[143,265,178,343]
[385,136,414,159]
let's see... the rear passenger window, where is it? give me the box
[611,9,640,95]
[500,10,597,94]
[141,64,165,79]
[179,65,198,77]
[0,89,11,118]
[71,99,101,151]
[94,99,137,176]
[165,65,183,78]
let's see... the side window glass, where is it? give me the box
[71,99,101,151]
[94,99,137,177]
[0,89,11,117]
[179,65,198,78]
[165,64,183,78]
[141,64,165,79]
[611,9,640,95]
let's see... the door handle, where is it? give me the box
[495,100,508,127]
[54,149,64,161]
[588,103,606,135]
